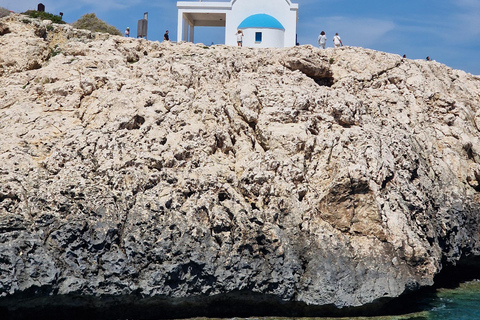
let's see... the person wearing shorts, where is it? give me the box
[333,33,343,48]
[236,30,244,47]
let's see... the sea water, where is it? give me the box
[193,280,480,320]
[418,280,480,320]
[312,279,480,319]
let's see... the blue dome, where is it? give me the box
[238,14,285,30]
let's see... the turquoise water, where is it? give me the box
[419,280,480,319]
[190,280,480,320]
[310,280,480,319]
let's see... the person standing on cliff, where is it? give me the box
[164,30,169,41]
[236,30,244,47]
[333,33,343,48]
[318,31,327,49]
[124,27,130,37]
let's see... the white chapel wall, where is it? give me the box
[225,0,297,47]
[241,28,285,48]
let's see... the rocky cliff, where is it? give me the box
[1,14,480,319]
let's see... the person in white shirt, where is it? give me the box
[318,31,327,49]
[236,30,244,47]
[333,33,343,48]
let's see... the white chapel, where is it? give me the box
[176,0,299,48]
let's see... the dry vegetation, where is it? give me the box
[73,13,121,36]
[0,7,11,18]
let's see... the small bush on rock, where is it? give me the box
[73,13,121,36]
[23,10,65,24]
[49,45,62,59]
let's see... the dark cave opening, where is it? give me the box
[282,60,335,87]
[312,75,335,87]
[433,256,480,289]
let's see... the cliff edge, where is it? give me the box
[1,14,480,319]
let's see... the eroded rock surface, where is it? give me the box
[1,14,480,318]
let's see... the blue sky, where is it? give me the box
[2,0,480,75]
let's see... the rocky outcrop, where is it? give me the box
[1,14,480,319]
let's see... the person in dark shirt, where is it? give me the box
[164,30,169,41]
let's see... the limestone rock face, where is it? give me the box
[1,14,480,317]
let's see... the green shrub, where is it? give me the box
[72,13,121,36]
[0,7,11,18]
[49,45,61,58]
[22,10,65,24]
